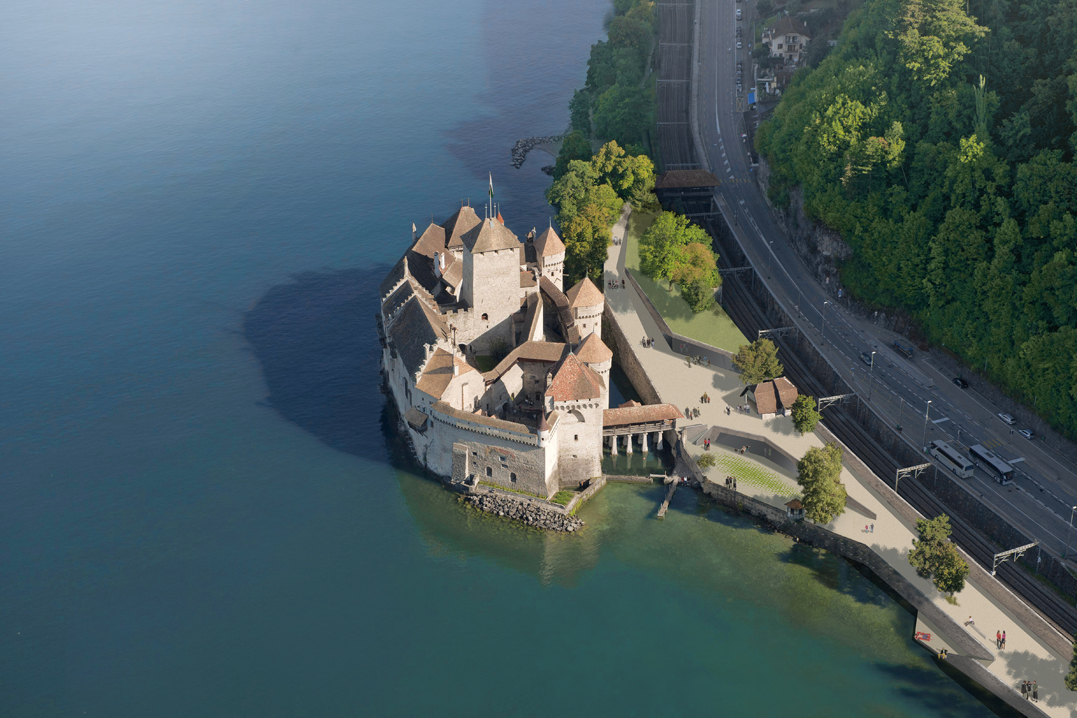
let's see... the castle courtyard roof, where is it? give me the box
[575,332,612,364]
[602,403,683,427]
[388,295,449,376]
[415,348,478,399]
[566,277,604,308]
[462,217,520,254]
[545,353,604,402]
[484,340,568,382]
[534,226,566,257]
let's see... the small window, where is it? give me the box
[510,472,517,482]
[485,466,492,477]
[481,313,489,321]
[574,434,579,441]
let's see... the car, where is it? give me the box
[736,40,742,49]
[998,413,1016,425]
[1019,429,1034,440]
[860,352,873,367]
[952,377,969,389]
[736,8,742,19]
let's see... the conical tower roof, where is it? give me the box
[566,277,604,308]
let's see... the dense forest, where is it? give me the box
[757,0,1077,438]
[567,0,656,154]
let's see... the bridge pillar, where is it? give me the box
[610,434,618,456]
[655,431,664,450]
[626,434,633,454]
[640,432,649,453]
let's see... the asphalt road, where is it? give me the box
[695,0,1077,563]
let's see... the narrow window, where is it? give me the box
[574,434,579,441]
[510,472,517,482]
[485,466,492,477]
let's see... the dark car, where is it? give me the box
[953,377,969,389]
[860,352,874,367]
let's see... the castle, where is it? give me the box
[377,202,615,498]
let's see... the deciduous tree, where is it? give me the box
[908,515,969,597]
[796,443,847,524]
[791,394,822,434]
[732,338,784,385]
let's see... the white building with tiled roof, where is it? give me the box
[378,200,618,497]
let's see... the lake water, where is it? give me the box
[1,0,1001,715]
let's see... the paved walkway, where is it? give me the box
[603,206,1076,716]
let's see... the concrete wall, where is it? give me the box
[603,304,663,405]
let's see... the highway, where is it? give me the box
[693,0,1077,565]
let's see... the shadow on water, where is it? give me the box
[874,661,1022,718]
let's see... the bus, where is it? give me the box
[930,440,974,479]
[969,444,1014,485]
[892,340,915,359]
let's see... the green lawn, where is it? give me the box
[702,449,798,498]
[625,212,747,353]
[551,490,577,506]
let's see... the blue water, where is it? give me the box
[1,1,998,715]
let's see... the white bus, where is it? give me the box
[930,440,974,479]
[969,444,1014,485]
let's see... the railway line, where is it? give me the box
[713,244,1077,637]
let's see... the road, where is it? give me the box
[694,0,1077,563]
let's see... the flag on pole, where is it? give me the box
[488,173,494,200]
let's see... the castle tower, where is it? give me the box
[565,277,604,341]
[575,332,613,409]
[533,225,566,291]
[460,217,524,352]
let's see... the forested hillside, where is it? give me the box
[757,0,1077,438]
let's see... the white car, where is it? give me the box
[737,40,742,49]
[1019,429,1034,440]
[736,8,742,19]
[998,412,1016,425]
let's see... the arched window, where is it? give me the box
[510,472,517,483]
[481,313,489,321]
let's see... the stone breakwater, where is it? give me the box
[510,135,563,169]
[465,493,584,532]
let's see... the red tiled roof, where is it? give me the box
[774,376,798,408]
[566,277,604,308]
[484,341,567,382]
[602,403,683,427]
[534,226,566,257]
[751,382,779,415]
[546,353,604,402]
[575,332,612,364]
[415,348,477,399]
[785,499,803,510]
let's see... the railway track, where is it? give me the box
[717,261,1077,636]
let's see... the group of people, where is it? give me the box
[699,392,711,404]
[736,445,748,455]
[724,476,738,490]
[640,336,655,348]
[703,437,711,451]
[995,630,1007,649]
[727,404,750,415]
[685,406,701,419]
[685,355,711,367]
[607,278,625,290]
[1021,680,1038,702]
[863,524,874,533]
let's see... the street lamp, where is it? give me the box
[896,397,905,432]
[868,351,877,401]
[820,300,830,343]
[1065,506,1077,560]
[921,399,933,451]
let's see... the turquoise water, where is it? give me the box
[0,0,999,715]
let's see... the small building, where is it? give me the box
[785,499,805,521]
[762,16,811,64]
[744,376,799,419]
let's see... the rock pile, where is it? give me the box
[510,135,563,169]
[465,493,583,532]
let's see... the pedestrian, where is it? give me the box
[996,631,1001,649]
[1002,631,1006,648]
[964,616,974,627]
[865,525,869,533]
[726,406,731,416]
[1032,681,1038,702]
[621,279,625,289]
[870,524,874,533]
[1021,681,1028,699]
[733,479,737,490]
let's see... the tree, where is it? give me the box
[796,443,847,524]
[908,515,970,597]
[569,90,592,138]
[696,452,717,469]
[732,338,784,385]
[591,141,658,209]
[638,212,712,282]
[593,84,654,149]
[1066,638,1077,691]
[554,131,594,180]
[546,160,623,284]
[791,394,822,434]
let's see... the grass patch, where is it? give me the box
[624,212,747,353]
[700,449,797,497]
[478,481,545,500]
[551,490,577,506]
[473,355,499,372]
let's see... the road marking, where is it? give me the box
[932,417,949,424]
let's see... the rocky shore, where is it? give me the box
[510,134,563,170]
[465,493,584,532]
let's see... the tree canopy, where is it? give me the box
[732,338,784,385]
[757,0,1077,439]
[791,394,822,434]
[638,211,721,311]
[908,515,970,596]
[546,159,623,284]
[796,442,848,524]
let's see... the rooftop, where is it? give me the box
[602,403,683,427]
[575,332,612,364]
[566,277,604,309]
[415,348,478,399]
[546,353,604,402]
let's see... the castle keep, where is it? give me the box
[377,203,616,498]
